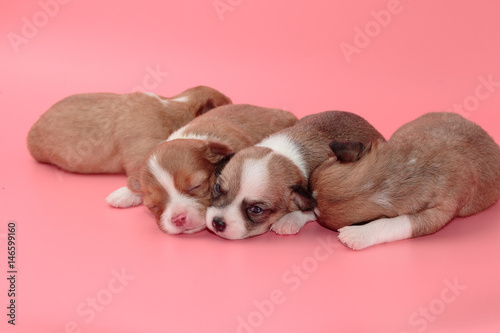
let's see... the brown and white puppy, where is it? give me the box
[206,111,385,239]
[138,104,298,234]
[27,86,231,206]
[310,112,500,250]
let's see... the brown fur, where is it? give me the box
[27,86,231,192]
[311,112,500,239]
[139,104,298,233]
[209,111,385,239]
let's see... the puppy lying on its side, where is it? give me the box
[27,86,231,206]
[137,104,298,234]
[310,112,500,250]
[206,111,385,239]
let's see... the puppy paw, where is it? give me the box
[271,219,301,235]
[270,210,315,235]
[337,226,372,250]
[106,187,143,208]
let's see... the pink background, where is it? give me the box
[2,0,500,332]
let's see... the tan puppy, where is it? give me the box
[138,104,298,234]
[206,111,385,239]
[310,112,500,250]
[27,86,231,206]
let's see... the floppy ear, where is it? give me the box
[329,141,365,163]
[205,141,234,164]
[196,98,216,116]
[290,185,317,211]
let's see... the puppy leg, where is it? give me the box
[106,187,143,208]
[338,208,454,250]
[271,210,317,235]
[106,158,145,208]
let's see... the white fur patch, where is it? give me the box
[148,155,205,234]
[257,134,307,178]
[106,186,143,208]
[239,154,271,198]
[145,92,169,106]
[338,215,413,250]
[166,125,210,142]
[171,95,190,103]
[271,210,316,235]
[370,191,394,210]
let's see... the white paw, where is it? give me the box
[270,210,315,235]
[337,225,373,250]
[106,186,143,208]
[338,216,413,250]
[271,219,301,235]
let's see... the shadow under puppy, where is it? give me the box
[137,104,298,234]
[206,111,385,239]
[310,112,500,250]
[27,86,231,205]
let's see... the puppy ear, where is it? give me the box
[329,141,365,163]
[196,98,216,116]
[290,185,317,211]
[205,141,234,164]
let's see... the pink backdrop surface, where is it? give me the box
[2,1,500,332]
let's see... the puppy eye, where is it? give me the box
[212,183,223,199]
[247,205,264,215]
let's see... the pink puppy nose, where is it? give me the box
[171,214,186,227]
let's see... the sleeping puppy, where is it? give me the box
[27,86,231,206]
[206,111,385,239]
[310,112,500,250]
[136,104,298,234]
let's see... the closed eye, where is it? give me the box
[188,182,204,194]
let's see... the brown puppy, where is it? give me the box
[27,86,231,206]
[310,112,500,250]
[138,104,298,234]
[206,111,385,239]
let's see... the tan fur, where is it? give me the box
[208,111,385,239]
[140,104,298,233]
[311,112,500,240]
[27,86,231,191]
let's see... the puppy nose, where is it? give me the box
[212,217,226,232]
[171,213,186,227]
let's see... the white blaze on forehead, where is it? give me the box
[257,134,307,178]
[148,154,204,234]
[239,154,272,198]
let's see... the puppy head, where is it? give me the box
[172,86,232,117]
[206,147,316,239]
[140,139,233,234]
